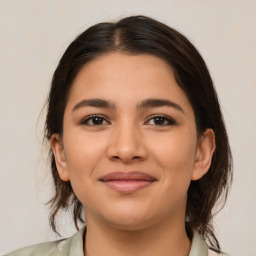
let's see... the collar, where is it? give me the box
[189,230,209,256]
[60,226,208,256]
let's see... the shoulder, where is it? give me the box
[190,231,228,256]
[208,250,218,255]
[4,240,63,256]
[208,249,229,256]
[4,226,86,256]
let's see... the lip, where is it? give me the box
[99,171,156,193]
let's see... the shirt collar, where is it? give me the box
[189,230,209,256]
[62,226,208,256]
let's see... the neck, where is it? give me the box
[84,214,191,256]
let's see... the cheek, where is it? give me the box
[149,129,197,184]
[63,131,106,187]
[62,135,105,208]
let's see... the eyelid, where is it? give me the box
[80,114,177,126]
[144,114,178,126]
[81,114,110,125]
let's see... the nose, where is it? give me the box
[106,122,147,163]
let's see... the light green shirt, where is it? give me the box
[5,226,210,256]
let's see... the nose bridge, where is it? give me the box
[107,117,146,162]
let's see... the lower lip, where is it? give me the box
[102,180,154,193]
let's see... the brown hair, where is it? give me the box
[45,15,232,253]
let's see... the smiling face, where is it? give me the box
[51,52,215,231]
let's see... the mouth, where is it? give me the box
[99,171,157,193]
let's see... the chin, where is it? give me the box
[108,217,154,231]
[102,207,158,231]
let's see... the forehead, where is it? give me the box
[66,52,192,112]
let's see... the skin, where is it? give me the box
[51,52,215,256]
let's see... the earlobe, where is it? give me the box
[192,129,216,181]
[50,134,70,181]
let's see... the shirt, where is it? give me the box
[5,226,218,256]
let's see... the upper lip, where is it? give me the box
[99,171,157,182]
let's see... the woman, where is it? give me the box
[6,15,232,256]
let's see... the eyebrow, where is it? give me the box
[137,98,184,113]
[72,99,115,111]
[72,98,184,113]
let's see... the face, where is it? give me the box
[51,52,215,231]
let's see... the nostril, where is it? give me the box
[110,155,143,163]
[106,138,147,162]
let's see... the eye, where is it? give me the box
[81,115,110,126]
[145,115,177,126]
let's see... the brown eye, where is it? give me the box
[146,115,177,126]
[81,115,110,126]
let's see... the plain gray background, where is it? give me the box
[0,1,256,255]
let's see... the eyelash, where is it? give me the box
[81,114,177,127]
[145,114,178,126]
[81,114,110,126]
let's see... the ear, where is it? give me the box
[50,134,70,181]
[192,129,216,181]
